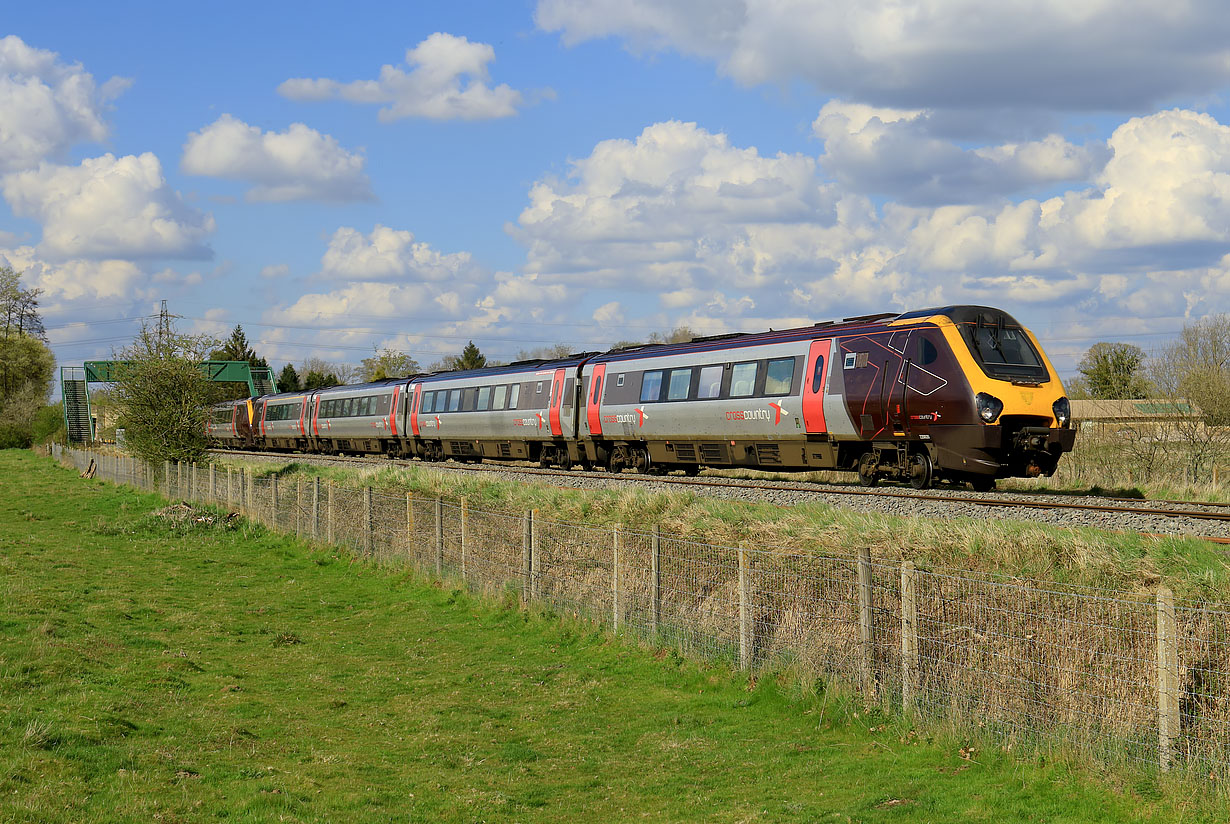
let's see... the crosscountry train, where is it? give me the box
[207,305,1076,490]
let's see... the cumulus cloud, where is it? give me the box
[512,111,1230,345]
[278,32,524,121]
[320,224,479,282]
[181,114,372,202]
[812,101,1107,204]
[536,0,1230,113]
[2,152,215,260]
[0,35,129,173]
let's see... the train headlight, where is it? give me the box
[975,392,1003,423]
[1053,396,1070,428]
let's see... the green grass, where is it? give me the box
[1,449,1222,822]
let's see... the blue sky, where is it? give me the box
[5,1,1230,381]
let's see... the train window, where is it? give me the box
[667,369,691,401]
[917,336,939,366]
[343,398,354,417]
[562,378,575,408]
[536,381,543,394]
[420,392,433,414]
[493,385,507,410]
[641,370,664,403]
[448,389,461,412]
[509,384,521,409]
[477,386,491,411]
[379,394,392,416]
[765,358,794,396]
[616,374,624,387]
[730,362,758,398]
[811,356,826,394]
[592,376,602,405]
[697,365,723,399]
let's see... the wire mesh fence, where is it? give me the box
[54,445,1230,779]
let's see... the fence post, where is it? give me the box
[460,498,469,582]
[612,525,622,632]
[858,547,876,702]
[522,510,533,604]
[530,508,541,601]
[163,460,171,497]
[434,497,444,577]
[245,470,253,516]
[326,482,335,544]
[738,545,753,671]
[405,491,415,561]
[312,477,321,541]
[226,467,233,509]
[270,475,279,529]
[209,463,216,504]
[901,561,919,713]
[651,525,662,637]
[178,461,184,496]
[296,479,303,536]
[363,486,374,556]
[190,463,196,501]
[1157,586,1180,772]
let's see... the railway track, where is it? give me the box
[210,449,1230,544]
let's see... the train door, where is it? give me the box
[801,339,830,433]
[548,368,566,436]
[410,384,422,436]
[586,364,607,436]
[389,386,400,436]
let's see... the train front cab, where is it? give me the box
[902,306,1076,486]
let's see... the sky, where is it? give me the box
[5,0,1230,386]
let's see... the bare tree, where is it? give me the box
[1149,315,1230,481]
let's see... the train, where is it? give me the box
[207,305,1076,490]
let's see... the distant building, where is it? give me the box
[1070,399,1200,435]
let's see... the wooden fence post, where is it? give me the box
[178,461,184,496]
[434,497,444,577]
[901,561,919,713]
[226,467,233,509]
[530,508,541,601]
[312,476,321,540]
[738,545,753,671]
[858,547,876,702]
[296,478,303,536]
[209,463,216,504]
[326,482,334,544]
[612,525,622,632]
[363,486,374,556]
[522,510,533,604]
[651,525,662,636]
[405,491,415,561]
[1157,586,1180,772]
[460,498,469,582]
[164,460,171,497]
[270,475,279,529]
[245,470,253,516]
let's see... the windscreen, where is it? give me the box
[951,307,1049,382]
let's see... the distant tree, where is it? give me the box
[0,332,55,448]
[360,348,420,382]
[211,324,268,369]
[302,370,340,390]
[1,266,46,341]
[514,343,574,361]
[1076,342,1151,399]
[1148,314,1230,481]
[611,325,699,350]
[458,341,487,370]
[111,319,213,462]
[277,363,302,393]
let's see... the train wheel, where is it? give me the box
[682,464,701,476]
[857,453,879,487]
[908,452,933,490]
[969,476,996,493]
[632,447,651,474]
[608,446,630,474]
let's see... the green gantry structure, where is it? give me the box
[61,360,278,444]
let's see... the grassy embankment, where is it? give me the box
[213,453,1230,601]
[1,448,1222,822]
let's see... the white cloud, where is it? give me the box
[181,115,372,202]
[812,101,1106,204]
[0,35,129,173]
[260,263,290,279]
[536,0,1230,113]
[0,245,148,321]
[320,224,478,282]
[2,152,215,260]
[278,32,525,121]
[512,111,1230,347]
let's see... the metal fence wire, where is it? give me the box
[55,446,1230,778]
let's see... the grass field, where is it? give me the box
[1,449,1221,822]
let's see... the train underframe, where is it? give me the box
[221,422,1075,490]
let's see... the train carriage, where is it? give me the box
[205,398,253,449]
[309,379,411,457]
[408,357,591,466]
[255,391,313,452]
